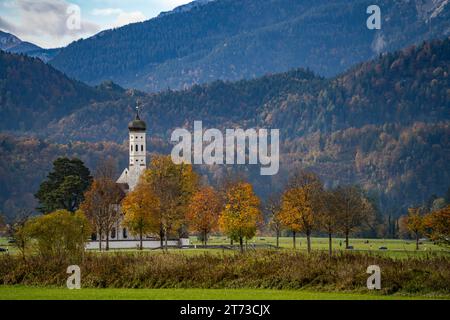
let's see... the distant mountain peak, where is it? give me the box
[0,30,22,49]
[158,0,216,17]
[0,30,42,53]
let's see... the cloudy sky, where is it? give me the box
[0,0,192,48]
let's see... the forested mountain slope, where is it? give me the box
[49,0,450,92]
[0,39,449,219]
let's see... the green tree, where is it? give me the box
[24,209,91,261]
[35,157,93,213]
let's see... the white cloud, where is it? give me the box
[0,0,101,48]
[91,7,146,28]
[91,8,123,16]
[114,11,146,27]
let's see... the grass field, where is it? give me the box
[191,236,446,251]
[2,236,449,259]
[1,286,448,300]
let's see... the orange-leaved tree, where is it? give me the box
[424,205,450,246]
[219,182,261,252]
[186,186,222,246]
[81,178,124,251]
[121,181,160,250]
[142,155,199,250]
[279,171,323,252]
[406,207,426,250]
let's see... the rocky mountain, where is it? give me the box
[49,0,450,92]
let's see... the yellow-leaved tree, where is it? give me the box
[142,155,199,250]
[186,186,222,246]
[219,181,261,252]
[121,181,160,250]
[279,171,323,252]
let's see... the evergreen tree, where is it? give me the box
[35,157,93,213]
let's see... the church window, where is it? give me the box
[131,145,133,151]
[123,228,128,239]
[111,228,116,239]
[141,145,144,151]
[136,144,138,151]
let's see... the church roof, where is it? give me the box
[128,108,146,132]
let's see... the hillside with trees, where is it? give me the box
[48,0,450,92]
[0,38,449,220]
[0,51,127,131]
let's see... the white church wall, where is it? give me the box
[86,238,190,250]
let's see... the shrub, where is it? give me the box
[22,209,91,262]
[0,250,449,295]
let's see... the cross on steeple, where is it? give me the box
[135,101,141,120]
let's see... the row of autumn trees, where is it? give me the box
[398,206,450,250]
[3,156,448,257]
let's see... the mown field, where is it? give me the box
[2,236,449,259]
[1,286,447,300]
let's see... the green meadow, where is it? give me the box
[0,286,448,300]
[2,236,449,259]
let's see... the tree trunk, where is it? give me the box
[106,233,109,251]
[293,231,296,249]
[164,229,168,251]
[416,233,419,250]
[328,232,332,257]
[239,237,244,253]
[98,230,102,251]
[276,230,280,248]
[306,230,311,253]
[139,230,143,250]
[204,230,207,247]
[160,225,164,249]
[345,231,349,249]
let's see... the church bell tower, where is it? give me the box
[116,104,147,191]
[128,105,147,170]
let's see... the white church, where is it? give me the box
[86,108,189,250]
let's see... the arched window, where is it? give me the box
[111,228,116,239]
[141,145,144,151]
[131,145,133,151]
[123,228,128,239]
[136,144,138,151]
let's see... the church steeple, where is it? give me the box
[116,103,148,192]
[128,102,146,132]
[128,102,147,179]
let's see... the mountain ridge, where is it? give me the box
[0,38,448,218]
[49,0,450,92]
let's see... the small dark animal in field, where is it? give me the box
[379,247,388,250]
